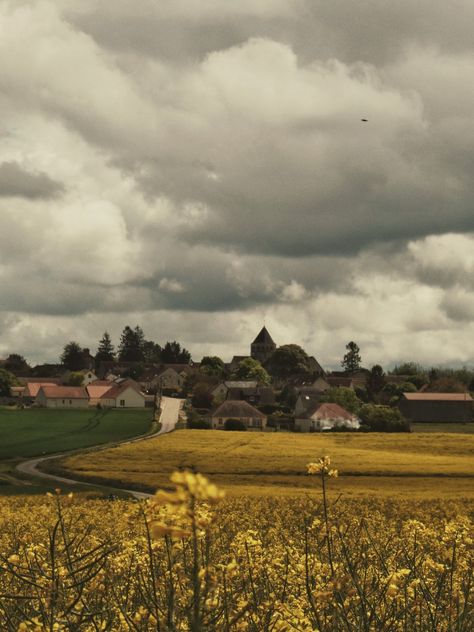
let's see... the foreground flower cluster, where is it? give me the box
[0,461,473,631]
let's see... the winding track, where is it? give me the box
[15,396,184,500]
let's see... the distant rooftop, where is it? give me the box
[403,393,473,401]
[252,326,275,345]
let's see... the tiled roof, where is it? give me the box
[308,402,354,421]
[100,380,142,400]
[39,386,88,399]
[326,377,353,388]
[26,382,59,397]
[212,400,266,419]
[403,393,473,402]
[224,380,258,389]
[87,384,114,399]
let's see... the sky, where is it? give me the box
[1,0,474,369]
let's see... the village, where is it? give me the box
[2,326,473,433]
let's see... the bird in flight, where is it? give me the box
[361,118,368,122]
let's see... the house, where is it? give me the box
[62,369,98,386]
[227,386,275,406]
[295,402,359,432]
[99,379,146,408]
[20,378,61,400]
[294,390,323,417]
[399,393,473,423]
[211,400,267,430]
[148,365,193,392]
[326,376,355,389]
[86,381,116,406]
[36,386,89,408]
[211,380,259,401]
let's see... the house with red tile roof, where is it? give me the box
[36,385,89,408]
[295,402,359,432]
[99,379,145,408]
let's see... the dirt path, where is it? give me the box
[15,397,184,499]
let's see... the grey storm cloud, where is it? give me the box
[0,161,63,199]
[1,0,474,366]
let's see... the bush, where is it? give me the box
[224,418,247,431]
[187,420,211,430]
[359,404,411,432]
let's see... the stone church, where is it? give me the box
[250,326,276,364]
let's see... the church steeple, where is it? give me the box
[251,326,276,364]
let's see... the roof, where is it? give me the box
[224,380,258,389]
[212,400,267,419]
[403,393,473,402]
[307,402,354,421]
[38,386,88,399]
[326,377,354,388]
[252,326,275,345]
[87,384,114,399]
[25,382,60,397]
[100,380,143,400]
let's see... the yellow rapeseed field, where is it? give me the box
[0,462,473,630]
[55,430,474,498]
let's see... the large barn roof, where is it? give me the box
[403,393,472,401]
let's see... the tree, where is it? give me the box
[319,387,362,414]
[359,404,410,432]
[426,377,466,393]
[200,356,226,378]
[266,344,312,378]
[232,358,271,385]
[66,372,84,386]
[3,354,30,375]
[95,332,115,363]
[161,341,191,364]
[192,383,214,409]
[118,326,145,362]
[341,341,361,373]
[142,340,162,364]
[0,368,17,396]
[61,342,85,371]
[367,365,385,398]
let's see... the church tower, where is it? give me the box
[251,326,276,364]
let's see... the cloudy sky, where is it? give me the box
[1,0,474,369]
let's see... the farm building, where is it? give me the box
[295,402,359,432]
[399,393,473,423]
[99,380,146,408]
[211,400,267,430]
[36,386,89,408]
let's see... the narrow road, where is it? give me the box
[15,397,184,499]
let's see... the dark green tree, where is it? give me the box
[142,340,162,364]
[66,372,84,386]
[319,386,362,414]
[118,326,145,362]
[200,356,225,378]
[367,365,385,397]
[60,342,84,371]
[0,368,18,396]
[266,344,312,378]
[359,404,410,432]
[95,332,115,363]
[232,358,271,385]
[341,341,361,373]
[161,341,191,364]
[3,354,30,375]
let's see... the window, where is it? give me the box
[69,400,72,405]
[62,400,65,404]
[120,399,125,407]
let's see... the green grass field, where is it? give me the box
[56,429,474,498]
[0,408,153,460]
